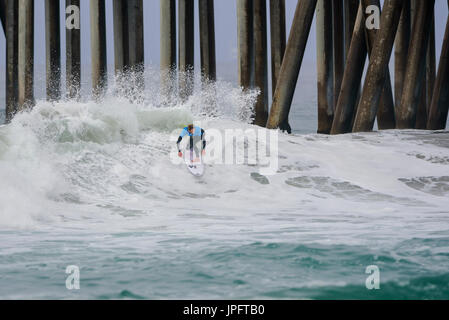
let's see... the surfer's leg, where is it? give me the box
[193,137,200,159]
[189,136,194,161]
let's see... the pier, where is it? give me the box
[0,0,447,132]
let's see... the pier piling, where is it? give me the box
[18,0,34,110]
[127,0,144,97]
[45,0,61,101]
[179,0,195,101]
[237,0,253,90]
[397,0,434,129]
[160,0,176,99]
[128,0,144,70]
[66,0,81,100]
[353,0,403,133]
[416,11,436,130]
[113,0,129,74]
[199,0,216,83]
[6,0,18,121]
[361,0,396,130]
[267,0,317,133]
[90,0,108,99]
[344,0,359,59]
[394,0,410,108]
[331,3,367,135]
[269,0,286,96]
[427,14,449,130]
[253,0,268,126]
[316,0,334,134]
[332,0,344,109]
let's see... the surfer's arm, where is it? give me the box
[177,129,189,152]
[201,129,206,150]
[176,136,183,152]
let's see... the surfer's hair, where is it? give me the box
[188,124,194,132]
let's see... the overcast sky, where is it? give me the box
[0,0,448,98]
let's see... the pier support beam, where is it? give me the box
[237,0,253,89]
[416,11,436,129]
[113,0,129,74]
[199,0,216,83]
[160,0,176,99]
[266,0,317,133]
[18,0,34,110]
[179,0,195,101]
[66,0,81,100]
[426,14,436,117]
[362,0,396,130]
[316,0,334,134]
[394,0,410,108]
[427,14,449,130]
[331,4,367,135]
[344,0,359,59]
[396,0,434,129]
[6,0,18,122]
[269,0,286,95]
[253,0,268,126]
[128,0,144,69]
[332,0,344,108]
[128,0,144,97]
[353,0,403,133]
[45,0,61,101]
[90,0,108,99]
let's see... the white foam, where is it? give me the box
[0,73,448,250]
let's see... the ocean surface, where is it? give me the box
[0,68,449,300]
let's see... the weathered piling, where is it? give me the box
[353,0,403,133]
[253,0,269,126]
[128,0,144,69]
[179,0,195,101]
[362,0,396,130]
[331,4,367,135]
[66,0,81,100]
[160,0,176,70]
[316,0,334,134]
[90,0,108,99]
[426,14,436,112]
[332,0,344,108]
[237,0,253,89]
[409,0,426,126]
[113,0,129,73]
[416,11,436,129]
[199,0,216,82]
[427,14,449,130]
[18,0,34,110]
[396,0,434,129]
[6,0,18,122]
[394,0,410,107]
[161,0,176,98]
[344,0,359,59]
[266,0,317,133]
[269,0,286,95]
[45,0,61,101]
[127,0,144,96]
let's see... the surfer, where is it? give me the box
[177,124,206,162]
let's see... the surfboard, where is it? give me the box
[183,149,205,177]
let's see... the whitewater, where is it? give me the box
[0,73,449,299]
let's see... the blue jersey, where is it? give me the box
[180,126,203,137]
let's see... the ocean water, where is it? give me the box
[0,70,449,300]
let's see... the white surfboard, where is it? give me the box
[183,149,205,177]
